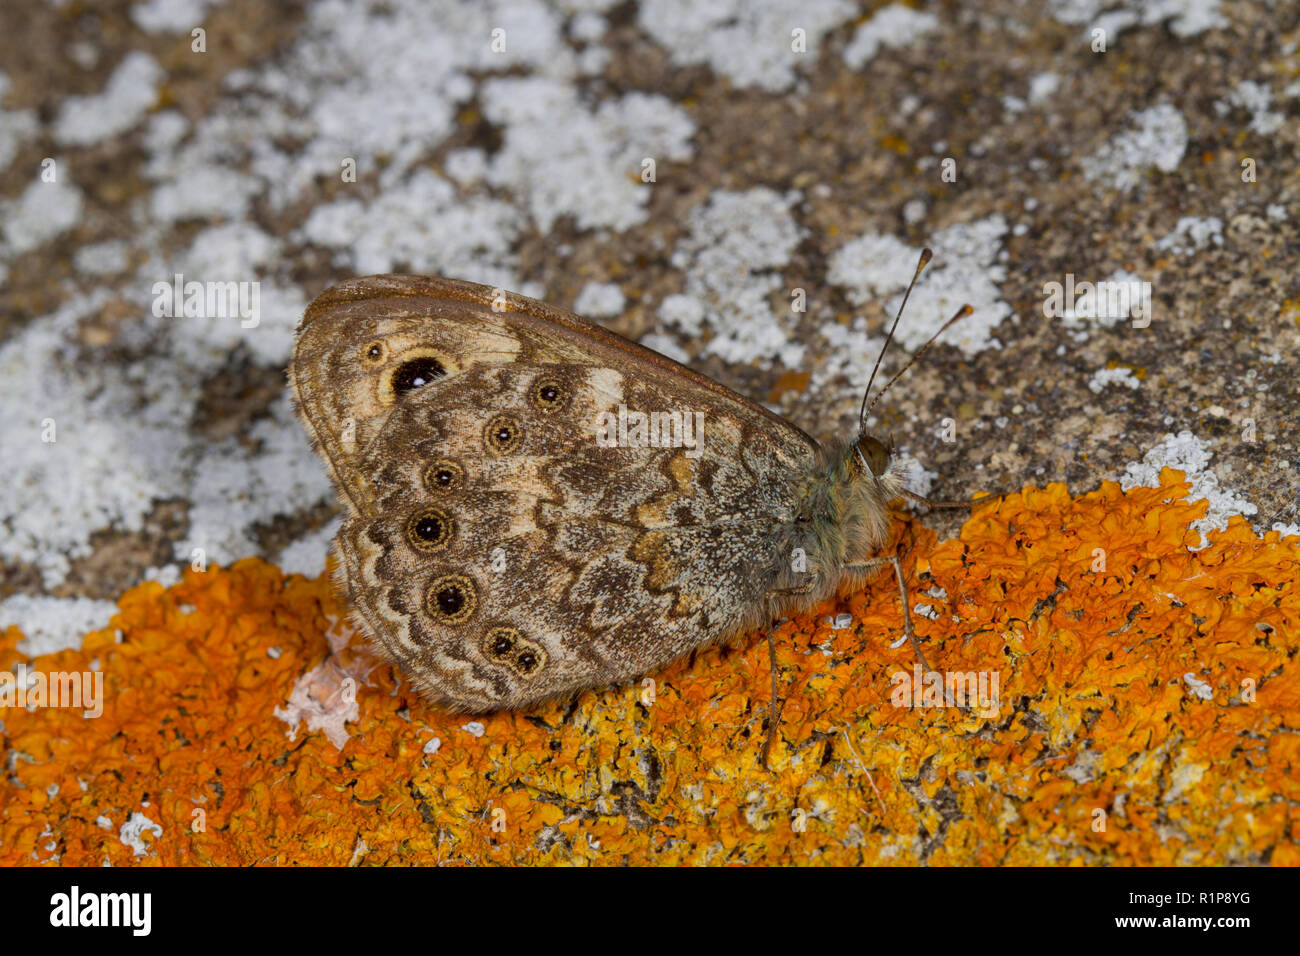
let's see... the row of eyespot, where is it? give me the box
[381,365,573,678]
[413,378,575,474]
[407,465,545,676]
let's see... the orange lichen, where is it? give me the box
[2,469,1296,865]
[767,369,812,402]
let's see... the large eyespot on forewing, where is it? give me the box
[384,349,449,399]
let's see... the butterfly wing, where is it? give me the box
[290,276,823,710]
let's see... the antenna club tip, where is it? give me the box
[958,304,974,317]
[919,247,933,265]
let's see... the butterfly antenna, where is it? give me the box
[858,248,932,431]
[862,304,974,420]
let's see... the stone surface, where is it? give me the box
[0,0,1295,643]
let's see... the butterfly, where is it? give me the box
[288,251,972,761]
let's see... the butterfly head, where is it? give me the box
[803,248,973,569]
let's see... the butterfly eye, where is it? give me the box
[485,415,523,454]
[390,355,447,396]
[857,436,889,476]
[405,507,453,553]
[426,574,476,625]
[424,459,464,492]
[362,341,386,363]
[531,379,569,412]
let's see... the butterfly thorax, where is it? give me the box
[790,434,904,586]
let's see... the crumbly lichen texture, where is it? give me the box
[2,472,1296,866]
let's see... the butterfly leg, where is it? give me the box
[757,580,816,769]
[759,627,784,771]
[767,579,815,597]
[845,554,934,675]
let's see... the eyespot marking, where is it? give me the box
[405,507,453,553]
[426,574,476,625]
[530,378,569,413]
[486,627,517,658]
[383,349,450,400]
[485,414,522,454]
[483,626,546,677]
[424,459,464,493]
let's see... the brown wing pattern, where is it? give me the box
[290,276,823,710]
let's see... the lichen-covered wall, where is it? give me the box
[0,0,1297,864]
